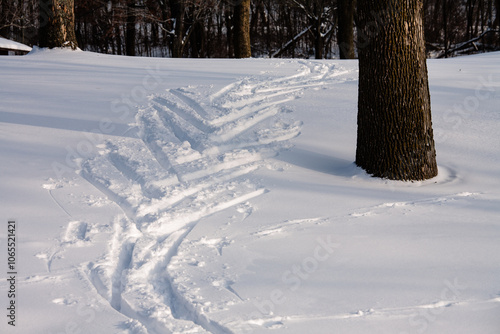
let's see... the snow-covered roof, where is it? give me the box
[0,36,32,52]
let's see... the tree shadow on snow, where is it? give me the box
[277,147,360,177]
[0,110,136,138]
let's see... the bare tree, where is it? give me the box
[286,0,335,59]
[3,0,496,58]
[1,0,38,47]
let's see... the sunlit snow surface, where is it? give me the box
[1,49,499,333]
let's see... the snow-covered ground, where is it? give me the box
[0,49,499,334]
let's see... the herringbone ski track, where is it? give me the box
[80,62,350,333]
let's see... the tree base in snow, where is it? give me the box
[356,0,438,181]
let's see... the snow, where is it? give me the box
[1,49,499,334]
[0,37,32,52]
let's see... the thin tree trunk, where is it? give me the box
[356,0,438,181]
[314,28,323,59]
[170,0,185,58]
[115,25,122,55]
[225,7,233,57]
[39,0,78,49]
[16,0,23,44]
[338,0,356,59]
[496,0,500,45]
[0,0,11,55]
[234,0,251,58]
[272,25,311,58]
[496,0,500,26]
[467,0,474,40]
[126,1,136,56]
[443,0,449,57]
[0,0,9,38]
[312,2,323,59]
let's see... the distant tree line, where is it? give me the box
[1,0,500,58]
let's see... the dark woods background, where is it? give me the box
[1,0,500,58]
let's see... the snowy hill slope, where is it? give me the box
[0,49,499,334]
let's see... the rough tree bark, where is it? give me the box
[39,0,78,49]
[356,0,438,181]
[337,0,356,59]
[234,0,251,58]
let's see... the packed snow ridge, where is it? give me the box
[80,62,350,333]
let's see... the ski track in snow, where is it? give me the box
[350,192,480,218]
[76,62,352,333]
[282,294,500,322]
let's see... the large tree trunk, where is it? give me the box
[337,0,356,59]
[39,0,78,49]
[356,0,438,181]
[234,0,251,58]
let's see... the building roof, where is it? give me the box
[0,37,32,52]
